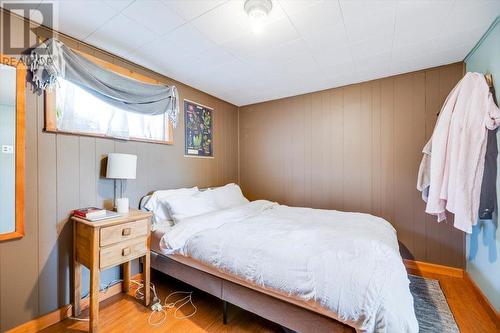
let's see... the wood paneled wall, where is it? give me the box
[239,63,465,269]
[0,7,468,332]
[0,10,238,332]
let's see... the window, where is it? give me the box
[44,52,173,144]
[55,79,168,142]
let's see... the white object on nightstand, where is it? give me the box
[116,197,129,213]
[106,153,137,213]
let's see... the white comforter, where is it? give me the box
[159,200,418,333]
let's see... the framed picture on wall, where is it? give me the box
[184,99,213,158]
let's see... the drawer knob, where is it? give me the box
[122,228,131,236]
[122,247,131,256]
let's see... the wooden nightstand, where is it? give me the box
[72,209,153,333]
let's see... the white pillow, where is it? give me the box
[211,183,249,209]
[166,189,219,222]
[144,187,199,224]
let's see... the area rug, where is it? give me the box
[283,275,459,333]
[409,274,460,333]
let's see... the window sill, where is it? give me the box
[44,128,173,145]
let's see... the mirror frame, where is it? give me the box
[0,54,26,241]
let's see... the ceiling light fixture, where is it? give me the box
[244,0,273,34]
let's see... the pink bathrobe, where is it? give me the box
[417,72,500,233]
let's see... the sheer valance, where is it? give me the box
[25,38,179,127]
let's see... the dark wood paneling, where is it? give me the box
[0,9,239,332]
[239,63,466,268]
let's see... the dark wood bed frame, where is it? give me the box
[150,251,353,333]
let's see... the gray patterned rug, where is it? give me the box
[409,275,459,333]
[282,275,459,333]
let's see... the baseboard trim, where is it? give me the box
[404,260,499,327]
[4,306,72,333]
[403,259,464,278]
[464,272,500,327]
[6,273,142,333]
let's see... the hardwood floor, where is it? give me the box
[407,270,499,333]
[40,270,498,333]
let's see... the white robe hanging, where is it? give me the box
[417,72,500,233]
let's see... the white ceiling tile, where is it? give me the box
[395,0,454,45]
[301,20,349,52]
[355,52,391,74]
[221,16,299,59]
[313,45,352,68]
[322,59,355,82]
[248,52,320,80]
[191,0,286,45]
[446,0,500,33]
[389,59,417,76]
[180,47,237,81]
[283,55,322,77]
[414,43,474,68]
[188,47,237,70]
[186,59,251,91]
[190,1,253,45]
[286,0,342,35]
[269,70,330,98]
[278,0,324,16]
[392,38,437,61]
[139,24,215,64]
[122,0,185,35]
[160,24,216,55]
[85,13,157,56]
[430,24,492,57]
[103,0,135,11]
[163,0,227,21]
[239,38,308,65]
[350,36,393,62]
[50,0,118,40]
[434,47,470,64]
[340,0,397,43]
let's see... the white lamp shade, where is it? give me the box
[106,153,137,179]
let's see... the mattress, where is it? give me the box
[155,200,419,333]
[151,222,172,254]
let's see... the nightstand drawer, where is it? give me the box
[100,236,147,269]
[100,219,148,246]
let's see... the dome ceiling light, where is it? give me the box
[244,0,273,34]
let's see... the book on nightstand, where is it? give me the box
[73,207,122,221]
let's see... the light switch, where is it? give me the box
[1,145,13,154]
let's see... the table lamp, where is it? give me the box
[106,153,137,213]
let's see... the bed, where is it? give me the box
[140,185,418,333]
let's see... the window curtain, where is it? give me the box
[25,38,179,127]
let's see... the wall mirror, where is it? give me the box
[0,54,25,241]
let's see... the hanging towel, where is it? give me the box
[417,72,500,233]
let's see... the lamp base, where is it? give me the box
[115,198,129,214]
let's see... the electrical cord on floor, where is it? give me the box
[130,279,197,326]
[69,279,196,326]
[68,279,124,322]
